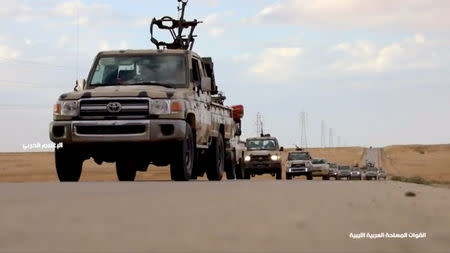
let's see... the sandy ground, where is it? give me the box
[0,147,365,182]
[0,181,449,253]
[382,144,450,182]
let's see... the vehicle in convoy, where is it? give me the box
[336,165,351,180]
[378,168,387,180]
[49,0,244,182]
[310,158,330,180]
[327,162,338,179]
[364,167,379,180]
[243,135,283,180]
[350,167,362,180]
[285,151,312,180]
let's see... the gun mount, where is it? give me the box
[150,0,202,50]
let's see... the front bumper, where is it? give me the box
[286,167,309,175]
[310,167,328,176]
[49,119,187,144]
[244,161,281,173]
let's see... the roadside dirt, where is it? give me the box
[0,147,365,182]
[382,144,450,182]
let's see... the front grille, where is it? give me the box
[80,99,149,117]
[291,163,306,168]
[76,125,146,135]
[251,155,270,162]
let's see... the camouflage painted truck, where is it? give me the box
[49,0,244,182]
[243,135,283,180]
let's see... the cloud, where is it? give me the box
[232,53,251,62]
[203,12,229,38]
[249,0,450,31]
[249,47,304,81]
[330,34,436,72]
[56,34,69,49]
[0,44,21,58]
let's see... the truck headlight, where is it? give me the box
[54,101,78,116]
[244,156,251,162]
[150,100,184,115]
[271,155,280,161]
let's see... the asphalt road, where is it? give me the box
[1,181,449,253]
[364,148,382,167]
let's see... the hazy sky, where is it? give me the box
[0,0,449,152]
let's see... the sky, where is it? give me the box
[0,0,449,152]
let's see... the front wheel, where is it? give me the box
[55,146,83,182]
[322,176,330,180]
[235,159,245,179]
[116,158,137,181]
[170,124,194,181]
[206,132,225,181]
[286,174,292,180]
[307,173,313,180]
[276,168,282,180]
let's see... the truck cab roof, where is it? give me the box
[97,49,202,58]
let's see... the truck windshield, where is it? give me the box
[246,139,278,150]
[288,153,310,161]
[339,166,350,170]
[89,55,187,88]
[312,159,326,164]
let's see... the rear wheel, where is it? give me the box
[55,146,83,182]
[116,158,137,181]
[225,152,236,180]
[170,124,194,181]
[206,132,225,181]
[244,170,250,179]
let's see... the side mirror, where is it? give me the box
[201,77,212,92]
[279,147,284,151]
[74,79,86,92]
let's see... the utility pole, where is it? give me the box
[256,112,264,137]
[329,128,333,147]
[300,111,308,148]
[321,120,326,147]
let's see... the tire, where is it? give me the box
[170,124,194,181]
[116,158,137,181]
[206,132,225,181]
[225,152,236,180]
[286,174,292,180]
[235,159,245,179]
[336,176,341,180]
[307,173,313,180]
[55,147,83,182]
[323,176,330,180]
[276,168,282,180]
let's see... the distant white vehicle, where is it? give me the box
[310,158,330,180]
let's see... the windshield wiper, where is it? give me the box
[131,82,174,88]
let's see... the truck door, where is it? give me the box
[191,57,212,146]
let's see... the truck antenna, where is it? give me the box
[150,0,202,50]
